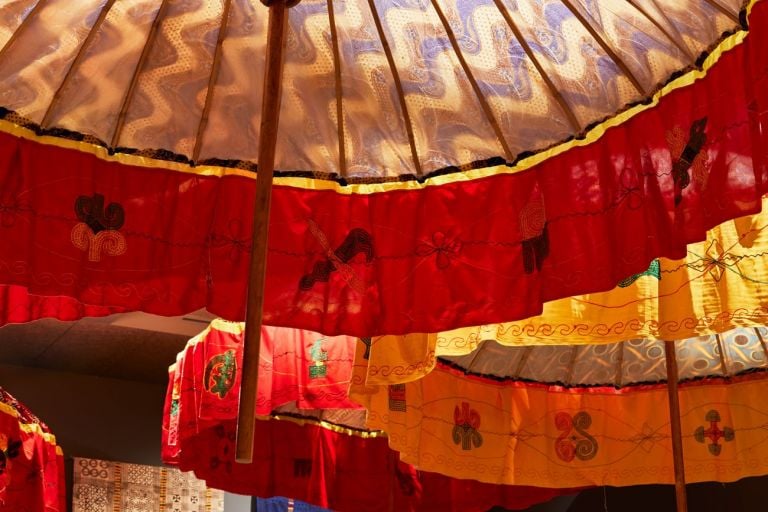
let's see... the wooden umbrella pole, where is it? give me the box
[664,340,688,511]
[235,0,293,463]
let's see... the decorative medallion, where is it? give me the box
[618,259,661,287]
[666,117,709,206]
[309,337,328,379]
[555,411,598,462]
[203,350,237,399]
[452,402,483,450]
[71,193,126,262]
[694,410,734,456]
[300,220,374,293]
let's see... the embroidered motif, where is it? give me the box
[555,412,598,462]
[618,259,661,287]
[666,117,709,206]
[300,220,374,293]
[71,193,126,262]
[309,337,328,379]
[388,384,407,412]
[452,402,483,450]
[0,435,21,476]
[416,231,462,269]
[694,410,734,456]
[519,190,549,274]
[203,350,237,399]
[360,337,372,360]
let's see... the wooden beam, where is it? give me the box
[664,340,688,512]
[235,0,291,463]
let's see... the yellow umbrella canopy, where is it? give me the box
[352,326,768,491]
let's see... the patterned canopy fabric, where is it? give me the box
[161,320,580,511]
[0,387,65,512]
[0,0,748,178]
[360,200,768,384]
[351,323,768,488]
[0,1,766,336]
[72,457,224,512]
[355,366,768,490]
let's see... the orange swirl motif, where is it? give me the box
[554,412,598,463]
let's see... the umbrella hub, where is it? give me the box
[261,0,301,7]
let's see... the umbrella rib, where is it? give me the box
[626,0,695,62]
[41,0,118,129]
[614,340,624,388]
[700,0,741,24]
[513,345,533,378]
[560,0,647,96]
[0,0,47,62]
[463,341,486,373]
[715,333,730,378]
[564,345,578,385]
[491,0,581,134]
[327,0,347,178]
[109,0,172,149]
[192,0,233,164]
[429,0,513,161]
[366,0,422,176]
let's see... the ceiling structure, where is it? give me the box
[0,311,213,384]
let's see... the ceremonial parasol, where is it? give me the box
[352,326,768,500]
[0,0,766,485]
[355,203,768,509]
[161,319,581,511]
[0,386,65,512]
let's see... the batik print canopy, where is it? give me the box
[160,319,580,511]
[0,387,65,512]
[0,0,766,337]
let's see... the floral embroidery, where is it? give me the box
[452,402,483,450]
[416,231,462,269]
[555,412,598,462]
[204,350,237,399]
[694,410,734,456]
[71,193,126,262]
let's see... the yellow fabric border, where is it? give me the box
[0,400,59,447]
[261,413,384,439]
[360,365,768,488]
[0,1,757,195]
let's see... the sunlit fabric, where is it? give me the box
[171,320,360,418]
[350,335,768,488]
[359,201,768,383]
[0,387,65,512]
[0,1,766,337]
[0,0,749,178]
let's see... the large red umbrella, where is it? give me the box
[0,2,766,506]
[0,387,65,512]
